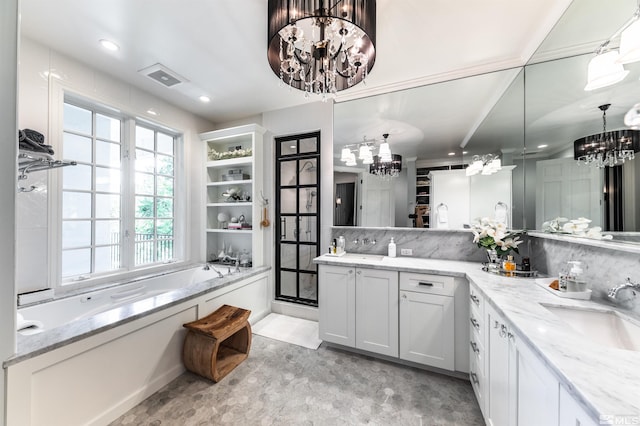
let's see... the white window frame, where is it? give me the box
[49,90,186,293]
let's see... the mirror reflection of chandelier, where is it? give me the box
[574,104,640,168]
[267,0,376,100]
[339,133,402,179]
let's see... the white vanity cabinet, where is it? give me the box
[469,282,487,416]
[486,303,518,426]
[473,284,561,426]
[318,264,356,347]
[559,386,598,426]
[399,272,455,370]
[356,268,399,357]
[318,265,398,356]
[516,337,559,426]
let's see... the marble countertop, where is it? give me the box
[315,253,640,421]
[5,266,271,368]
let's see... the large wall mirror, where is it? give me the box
[333,0,640,245]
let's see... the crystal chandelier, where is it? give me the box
[574,104,640,168]
[267,0,376,100]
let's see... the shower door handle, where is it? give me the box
[281,217,287,239]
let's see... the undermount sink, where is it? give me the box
[343,253,385,262]
[542,304,640,352]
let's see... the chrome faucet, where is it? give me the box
[608,278,640,305]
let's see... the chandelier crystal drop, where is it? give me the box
[574,104,640,168]
[267,0,376,98]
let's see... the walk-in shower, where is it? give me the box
[275,132,320,306]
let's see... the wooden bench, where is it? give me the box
[182,304,252,382]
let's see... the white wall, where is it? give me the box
[262,101,334,269]
[16,37,215,294]
[1,2,19,424]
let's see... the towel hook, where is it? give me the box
[260,191,269,206]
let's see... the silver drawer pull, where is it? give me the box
[470,317,480,330]
[470,341,480,354]
[470,294,480,306]
[470,372,480,385]
[418,282,434,286]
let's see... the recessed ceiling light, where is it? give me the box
[462,151,468,154]
[448,152,455,156]
[99,39,120,51]
[538,144,548,149]
[199,95,211,103]
[147,109,158,116]
[290,145,297,149]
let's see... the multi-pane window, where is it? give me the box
[134,125,175,266]
[61,100,178,282]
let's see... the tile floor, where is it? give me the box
[110,335,483,425]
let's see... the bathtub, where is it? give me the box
[6,264,271,426]
[17,265,232,334]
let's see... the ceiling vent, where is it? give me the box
[138,63,189,88]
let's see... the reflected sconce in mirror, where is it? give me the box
[267,0,376,100]
[584,6,640,91]
[574,104,640,168]
[465,153,502,176]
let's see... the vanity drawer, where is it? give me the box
[469,305,485,344]
[469,356,486,416]
[400,272,455,296]
[469,332,485,376]
[469,283,484,316]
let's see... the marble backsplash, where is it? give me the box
[331,226,640,314]
[330,227,486,262]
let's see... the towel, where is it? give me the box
[495,203,508,224]
[17,312,44,334]
[18,129,55,155]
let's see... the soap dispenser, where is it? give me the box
[388,238,397,258]
[566,261,586,292]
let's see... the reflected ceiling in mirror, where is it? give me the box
[333,68,526,229]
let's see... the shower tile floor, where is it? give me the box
[110,335,483,426]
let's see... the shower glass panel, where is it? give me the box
[275,131,320,307]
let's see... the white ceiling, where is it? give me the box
[19,0,640,163]
[20,0,571,124]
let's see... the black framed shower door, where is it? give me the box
[275,131,320,306]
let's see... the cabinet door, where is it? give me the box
[486,305,511,426]
[355,268,399,356]
[559,386,598,426]
[399,290,454,370]
[517,337,560,426]
[318,265,355,347]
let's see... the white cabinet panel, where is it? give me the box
[356,268,399,357]
[559,385,598,426]
[400,290,454,369]
[318,265,356,346]
[517,337,560,426]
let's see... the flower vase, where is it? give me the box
[486,249,500,264]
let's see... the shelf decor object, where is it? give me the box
[267,0,376,98]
